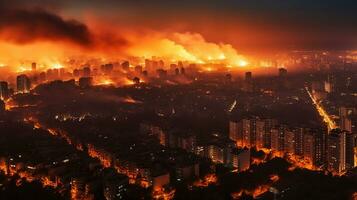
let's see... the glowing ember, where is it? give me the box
[193,174,217,187]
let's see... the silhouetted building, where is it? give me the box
[0,100,5,112]
[121,61,130,71]
[101,64,114,75]
[133,77,140,85]
[245,72,252,81]
[73,69,80,77]
[31,62,36,71]
[263,119,278,148]
[278,68,287,77]
[346,132,357,169]
[135,65,143,74]
[83,67,91,77]
[180,67,185,75]
[243,72,253,92]
[0,81,9,100]
[79,77,93,88]
[16,74,31,93]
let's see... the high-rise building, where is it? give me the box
[0,81,9,100]
[121,61,130,71]
[311,129,326,166]
[135,65,143,74]
[229,121,240,143]
[101,64,114,75]
[0,100,5,112]
[324,74,335,93]
[231,148,250,172]
[83,67,91,77]
[255,120,265,149]
[340,117,352,132]
[278,68,287,78]
[229,120,247,147]
[303,132,314,163]
[346,132,357,169]
[339,107,356,118]
[31,62,36,71]
[293,128,305,156]
[16,74,31,93]
[79,77,93,89]
[243,72,253,92]
[271,126,285,152]
[241,119,251,147]
[327,129,346,175]
[245,72,252,81]
[263,119,278,148]
[324,81,334,93]
[284,130,295,154]
[145,59,152,72]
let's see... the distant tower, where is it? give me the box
[0,100,5,112]
[121,61,130,71]
[83,67,91,77]
[16,74,31,93]
[278,68,287,78]
[0,81,9,100]
[135,65,143,74]
[79,77,93,89]
[245,71,252,81]
[346,132,357,169]
[243,72,253,92]
[31,62,37,71]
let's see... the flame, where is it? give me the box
[122,96,141,104]
[231,174,280,199]
[94,77,114,86]
[152,188,176,200]
[193,174,217,187]
[0,30,253,79]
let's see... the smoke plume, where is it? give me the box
[0,8,92,45]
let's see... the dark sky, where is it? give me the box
[1,0,357,52]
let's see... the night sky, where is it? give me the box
[1,0,357,52]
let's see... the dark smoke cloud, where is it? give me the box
[0,8,93,46]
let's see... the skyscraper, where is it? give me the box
[229,121,240,143]
[284,130,295,154]
[243,72,253,92]
[0,81,9,100]
[293,127,304,156]
[345,132,357,169]
[327,129,346,175]
[31,62,37,71]
[311,128,326,166]
[241,119,251,147]
[16,74,31,93]
[255,120,265,149]
[271,126,285,153]
[0,100,5,112]
[278,68,288,77]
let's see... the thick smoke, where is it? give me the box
[0,8,92,45]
